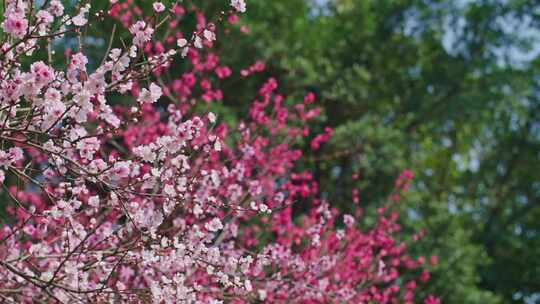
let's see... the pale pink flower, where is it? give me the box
[153,2,166,13]
[76,137,100,160]
[2,9,28,38]
[72,5,90,26]
[138,83,162,104]
[49,0,65,17]
[205,218,223,232]
[130,21,154,46]
[343,214,355,228]
[231,0,247,13]
[177,38,188,48]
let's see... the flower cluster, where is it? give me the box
[0,1,439,303]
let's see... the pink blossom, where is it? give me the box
[138,82,162,104]
[425,295,442,304]
[205,218,223,232]
[153,2,166,13]
[2,8,28,38]
[130,21,154,46]
[49,0,65,17]
[231,0,247,13]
